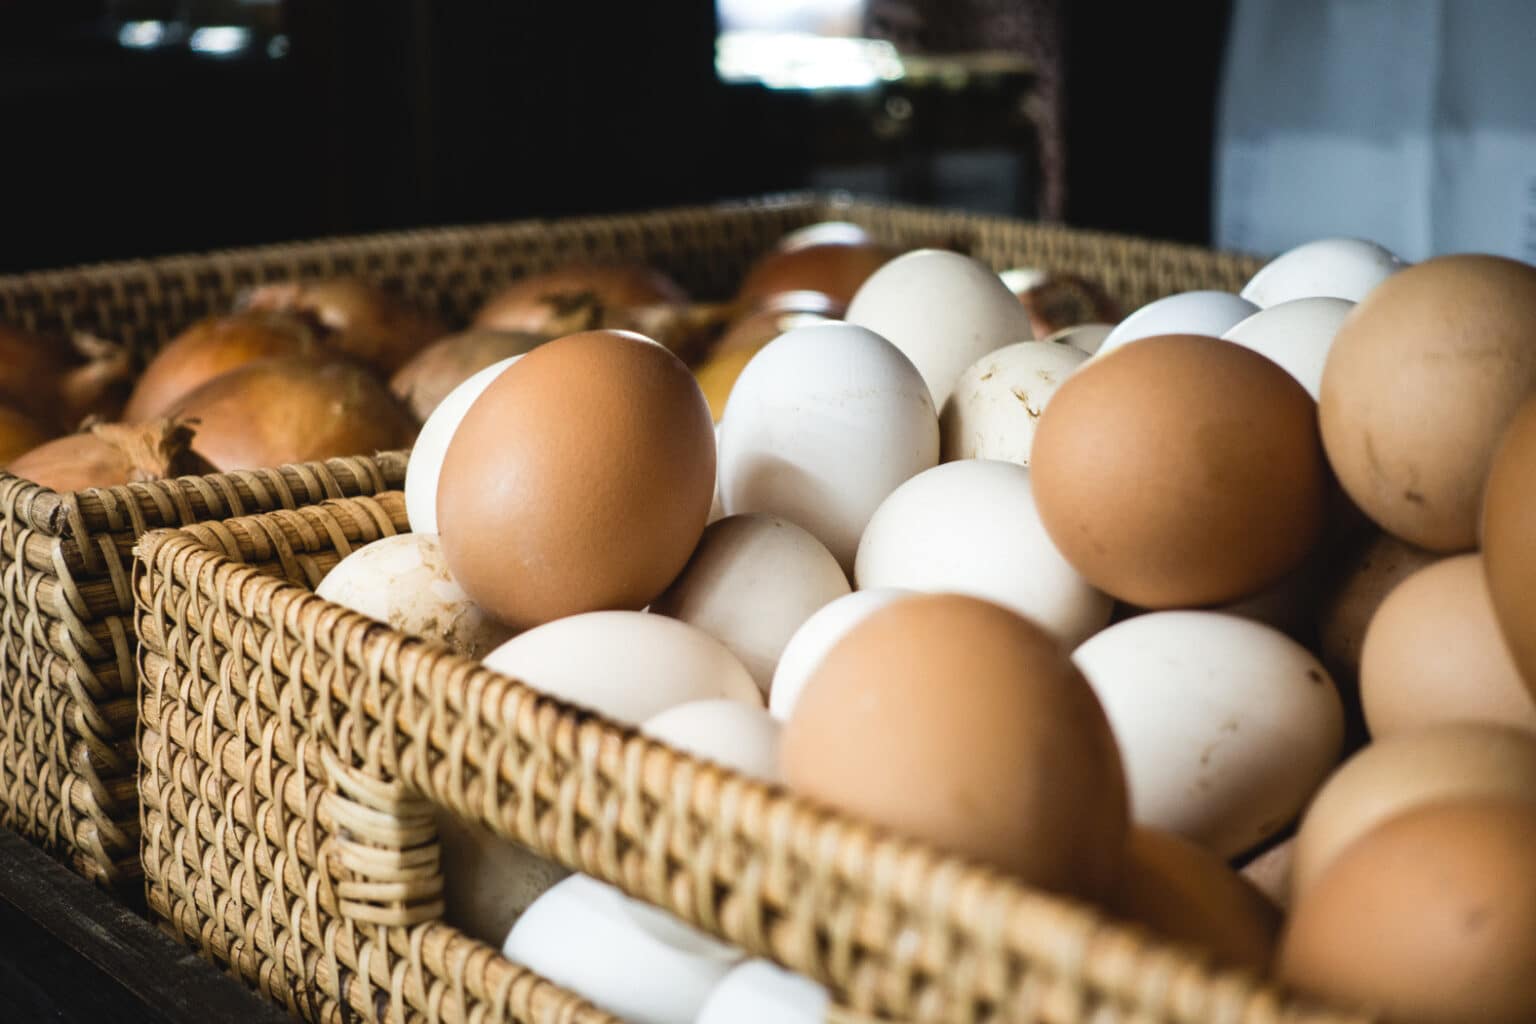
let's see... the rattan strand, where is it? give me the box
[135,491,1368,1024]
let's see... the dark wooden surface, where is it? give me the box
[0,827,290,1024]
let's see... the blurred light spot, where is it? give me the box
[189,26,251,57]
[118,20,168,49]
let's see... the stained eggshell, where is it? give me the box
[1094,291,1257,359]
[1072,611,1343,859]
[403,355,520,535]
[1031,334,1329,608]
[1279,798,1536,1024]
[782,594,1128,900]
[1219,296,1354,401]
[768,587,912,721]
[1291,722,1536,896]
[1112,826,1280,970]
[846,249,1034,408]
[315,533,514,659]
[854,460,1111,648]
[1240,237,1404,308]
[939,340,1088,465]
[437,330,716,631]
[1483,395,1536,693]
[1360,554,1536,737]
[1319,254,1536,552]
[482,611,761,726]
[716,322,938,572]
[651,514,849,694]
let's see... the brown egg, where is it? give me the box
[1318,530,1438,685]
[1279,797,1536,1024]
[436,330,715,631]
[1031,334,1328,608]
[737,225,893,310]
[712,291,838,355]
[780,594,1128,900]
[1361,554,1536,737]
[475,264,688,334]
[1238,836,1294,910]
[694,345,763,423]
[1292,723,1536,896]
[1112,826,1280,970]
[1319,255,1536,552]
[1483,395,1536,694]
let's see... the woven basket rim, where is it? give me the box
[133,498,1368,1024]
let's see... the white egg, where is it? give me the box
[435,813,567,947]
[315,533,514,658]
[717,322,938,572]
[651,514,849,694]
[403,355,521,534]
[769,587,912,721]
[847,249,1034,407]
[483,611,760,726]
[1095,291,1258,358]
[502,874,737,1024]
[1072,611,1344,859]
[1043,322,1114,356]
[641,699,782,783]
[855,460,1111,647]
[1240,237,1405,308]
[696,960,829,1024]
[1220,297,1355,400]
[940,341,1088,464]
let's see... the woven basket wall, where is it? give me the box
[0,195,1261,895]
[134,493,1367,1024]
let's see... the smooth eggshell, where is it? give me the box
[1361,554,1536,737]
[1032,334,1329,608]
[854,460,1111,648]
[939,341,1088,464]
[1220,296,1354,400]
[1072,611,1343,859]
[641,699,782,783]
[403,355,521,534]
[1319,254,1536,552]
[768,587,911,721]
[1279,799,1536,1024]
[696,961,829,1024]
[1483,395,1536,693]
[782,594,1128,899]
[482,611,760,726]
[502,874,736,1024]
[1240,237,1404,308]
[846,249,1034,408]
[315,533,515,659]
[1094,291,1257,359]
[437,330,716,630]
[1317,530,1438,685]
[717,322,938,571]
[1292,722,1536,896]
[651,514,849,694]
[1112,826,1280,970]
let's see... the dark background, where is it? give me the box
[0,1,1232,275]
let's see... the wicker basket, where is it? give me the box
[127,199,1372,1023]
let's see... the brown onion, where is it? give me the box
[171,356,417,471]
[125,311,322,422]
[0,324,133,430]
[244,278,446,374]
[1001,268,1122,338]
[474,263,689,336]
[0,403,58,465]
[7,418,212,492]
[389,329,547,422]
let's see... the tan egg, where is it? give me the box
[1361,554,1536,736]
[1031,334,1328,608]
[1319,254,1536,552]
[694,344,764,423]
[781,594,1128,900]
[651,514,850,695]
[1317,530,1438,685]
[1112,826,1280,970]
[1279,798,1536,1024]
[711,293,836,356]
[736,229,892,310]
[1238,837,1294,910]
[437,330,715,631]
[1292,722,1536,895]
[1483,395,1536,693]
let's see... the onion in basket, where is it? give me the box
[475,263,688,335]
[0,324,133,431]
[388,328,545,423]
[0,403,57,466]
[169,356,417,471]
[7,417,213,491]
[243,277,446,375]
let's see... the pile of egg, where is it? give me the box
[317,222,1536,1024]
